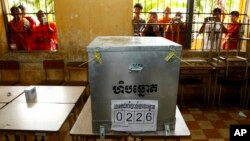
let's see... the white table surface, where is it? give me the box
[14,86,85,104]
[70,97,190,138]
[0,102,74,132]
[0,103,6,109]
[0,86,28,103]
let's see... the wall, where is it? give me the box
[0,0,133,84]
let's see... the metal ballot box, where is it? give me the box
[87,36,182,133]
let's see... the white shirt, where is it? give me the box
[202,20,223,50]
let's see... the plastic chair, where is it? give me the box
[37,60,65,85]
[0,60,20,85]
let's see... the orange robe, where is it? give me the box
[9,19,29,50]
[33,22,58,51]
[222,23,240,50]
[25,16,36,51]
[158,17,171,38]
[169,22,187,48]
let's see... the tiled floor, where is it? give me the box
[179,105,250,141]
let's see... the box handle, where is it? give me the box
[99,125,105,139]
[129,63,143,72]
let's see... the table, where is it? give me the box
[0,102,74,141]
[67,62,88,72]
[180,59,215,105]
[0,103,5,109]
[210,58,248,106]
[70,97,190,141]
[66,61,88,82]
[13,86,85,125]
[14,86,85,104]
[0,86,27,103]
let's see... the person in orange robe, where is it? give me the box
[8,6,30,50]
[222,11,240,50]
[33,10,58,51]
[18,5,36,51]
[170,12,187,48]
[158,6,172,38]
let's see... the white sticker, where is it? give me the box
[111,100,158,132]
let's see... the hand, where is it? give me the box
[204,17,211,22]
[148,17,157,23]
[23,20,30,30]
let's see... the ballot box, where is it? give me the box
[87,36,182,133]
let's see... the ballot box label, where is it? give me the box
[111,100,158,132]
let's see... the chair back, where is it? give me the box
[43,60,64,69]
[43,60,65,81]
[0,60,20,69]
[0,60,20,84]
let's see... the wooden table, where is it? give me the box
[70,97,190,141]
[210,58,248,106]
[14,86,85,104]
[180,59,215,105]
[67,62,88,69]
[0,86,28,103]
[0,102,74,141]
[66,61,88,81]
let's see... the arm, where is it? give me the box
[140,24,148,36]
[220,23,228,33]
[199,23,206,33]
[199,17,210,33]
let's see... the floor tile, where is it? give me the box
[186,121,200,130]
[211,120,228,129]
[204,113,220,121]
[203,129,222,138]
[190,129,207,139]
[183,114,195,121]
[198,121,214,129]
[179,105,249,141]
[192,113,208,121]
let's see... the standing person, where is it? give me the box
[158,6,172,38]
[132,3,145,36]
[199,8,227,50]
[18,5,36,31]
[222,11,240,50]
[33,10,58,51]
[18,4,36,51]
[8,6,30,50]
[170,12,187,48]
[141,12,161,36]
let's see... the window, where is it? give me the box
[133,0,187,21]
[193,0,248,50]
[133,0,249,51]
[1,0,57,52]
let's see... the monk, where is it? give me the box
[8,6,30,50]
[222,11,240,50]
[33,10,58,51]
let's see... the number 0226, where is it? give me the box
[114,110,154,124]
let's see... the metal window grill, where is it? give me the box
[1,0,56,51]
[133,0,250,51]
